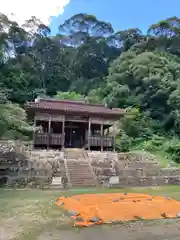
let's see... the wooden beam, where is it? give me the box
[62,115,65,150]
[88,117,91,150]
[100,123,103,152]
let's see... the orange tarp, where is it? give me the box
[56,193,180,227]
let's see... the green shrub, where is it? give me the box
[164,138,180,163]
[116,132,132,152]
[132,135,165,152]
[151,135,165,147]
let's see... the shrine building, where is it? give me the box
[25,98,125,151]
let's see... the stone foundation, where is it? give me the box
[1,141,180,188]
[0,141,65,188]
[87,151,118,183]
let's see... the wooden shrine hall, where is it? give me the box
[25,98,125,151]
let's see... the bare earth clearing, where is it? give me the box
[1,187,180,240]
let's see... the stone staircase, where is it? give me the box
[66,160,97,187]
[64,148,86,159]
[64,148,97,187]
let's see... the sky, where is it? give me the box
[49,0,180,35]
[1,0,180,35]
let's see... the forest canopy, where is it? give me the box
[1,13,180,163]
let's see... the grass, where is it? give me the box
[1,186,180,240]
[130,148,180,168]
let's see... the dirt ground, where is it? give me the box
[39,220,180,240]
[1,187,180,240]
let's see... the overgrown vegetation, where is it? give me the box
[1,13,180,163]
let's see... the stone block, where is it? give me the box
[159,169,180,177]
[122,169,143,177]
[167,176,180,185]
[143,168,160,177]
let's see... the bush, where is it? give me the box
[132,135,165,152]
[172,152,180,163]
[164,138,180,163]
[121,108,154,140]
[116,132,132,152]
[151,135,165,147]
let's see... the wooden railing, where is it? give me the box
[50,134,63,146]
[35,133,49,145]
[87,136,114,148]
[35,133,63,146]
[103,136,114,147]
[35,133,113,148]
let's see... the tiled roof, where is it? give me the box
[26,98,125,116]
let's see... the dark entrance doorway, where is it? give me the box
[0,177,8,187]
[65,124,85,148]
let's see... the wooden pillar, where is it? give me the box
[62,116,65,150]
[113,124,116,152]
[100,123,103,152]
[48,116,51,149]
[88,117,91,150]
[106,127,109,136]
[33,116,36,149]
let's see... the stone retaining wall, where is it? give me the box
[87,151,180,186]
[0,141,65,188]
[87,151,118,183]
[116,152,159,173]
[1,141,180,188]
[119,168,180,178]
[109,176,180,188]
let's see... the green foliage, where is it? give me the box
[0,101,32,140]
[164,138,180,163]
[87,89,103,104]
[116,132,132,152]
[1,12,180,165]
[54,91,85,101]
[121,108,154,139]
[133,135,165,152]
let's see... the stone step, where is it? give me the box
[70,180,96,184]
[68,169,92,172]
[70,181,96,187]
[67,165,91,168]
[64,149,86,160]
[66,159,97,187]
[71,184,96,187]
[67,169,92,173]
[69,173,93,176]
[67,165,91,169]
[69,172,93,175]
[69,179,96,182]
[69,177,95,180]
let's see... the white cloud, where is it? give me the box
[1,0,70,25]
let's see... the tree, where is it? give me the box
[2,11,180,148]
[103,50,180,134]
[54,91,86,101]
[59,14,114,46]
[109,28,143,51]
[0,89,32,139]
[57,14,119,94]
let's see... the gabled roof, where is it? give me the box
[25,98,126,117]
